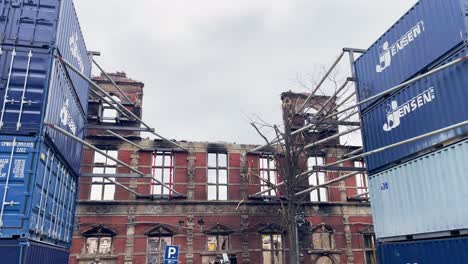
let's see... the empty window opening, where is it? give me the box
[90,149,117,201]
[312,224,335,250]
[363,234,377,264]
[262,234,284,264]
[354,160,368,196]
[259,155,280,197]
[151,151,174,196]
[147,236,172,264]
[207,152,228,201]
[102,95,121,123]
[308,157,328,202]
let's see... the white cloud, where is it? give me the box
[75,0,417,144]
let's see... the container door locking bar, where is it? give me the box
[40,153,55,235]
[16,50,33,130]
[35,148,50,233]
[0,49,16,129]
[0,138,17,229]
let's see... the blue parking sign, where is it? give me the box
[164,245,179,264]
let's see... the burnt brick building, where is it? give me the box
[70,73,374,264]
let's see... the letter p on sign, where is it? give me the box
[164,245,179,263]
[168,247,177,258]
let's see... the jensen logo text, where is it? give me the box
[376,21,425,73]
[383,87,435,132]
[60,99,77,135]
[69,32,85,73]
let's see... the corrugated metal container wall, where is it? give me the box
[361,47,468,173]
[0,0,91,112]
[378,237,468,264]
[0,46,52,133]
[43,58,86,174]
[0,239,69,264]
[369,139,468,239]
[0,45,86,174]
[55,0,91,112]
[354,0,468,110]
[0,135,77,248]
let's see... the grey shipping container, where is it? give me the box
[360,47,468,173]
[354,0,468,110]
[0,0,91,112]
[369,139,468,239]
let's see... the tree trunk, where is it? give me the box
[287,201,299,264]
[283,105,300,264]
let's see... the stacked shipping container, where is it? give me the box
[0,0,90,263]
[354,0,468,262]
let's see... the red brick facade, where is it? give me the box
[70,73,373,264]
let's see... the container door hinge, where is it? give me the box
[3,201,19,206]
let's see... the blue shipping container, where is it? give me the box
[0,45,86,174]
[361,47,468,173]
[354,0,468,110]
[0,239,69,264]
[378,237,468,264]
[0,0,91,112]
[369,139,468,239]
[0,135,77,248]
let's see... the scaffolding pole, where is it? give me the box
[251,55,466,154]
[250,97,360,154]
[45,123,184,196]
[106,130,144,150]
[325,55,468,120]
[313,77,353,117]
[251,49,364,153]
[348,192,369,200]
[92,59,133,104]
[82,173,153,178]
[325,120,468,168]
[297,51,345,114]
[88,88,133,120]
[304,127,360,150]
[295,171,361,196]
[58,56,187,151]
[250,120,468,197]
[87,125,150,131]
[103,177,141,196]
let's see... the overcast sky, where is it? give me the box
[75,0,417,145]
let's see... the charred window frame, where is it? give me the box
[82,225,117,255]
[308,156,328,202]
[363,234,377,264]
[145,224,176,264]
[261,234,284,264]
[259,154,280,197]
[206,234,229,252]
[147,235,173,264]
[354,160,368,196]
[311,224,335,250]
[101,94,121,123]
[90,149,118,201]
[151,151,174,196]
[207,152,228,201]
[204,224,233,252]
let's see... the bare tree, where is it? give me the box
[247,59,360,264]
